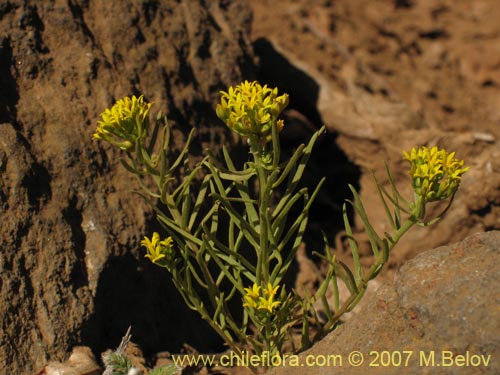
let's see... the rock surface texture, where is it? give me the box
[2,0,500,374]
[250,0,500,264]
[0,1,254,373]
[268,230,500,375]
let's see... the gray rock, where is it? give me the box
[268,231,500,374]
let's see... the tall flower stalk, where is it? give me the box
[307,145,469,342]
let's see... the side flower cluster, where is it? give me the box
[141,232,175,268]
[403,146,469,202]
[216,80,289,144]
[243,282,281,313]
[94,95,152,151]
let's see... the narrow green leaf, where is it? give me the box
[137,144,160,176]
[228,213,235,250]
[272,126,325,216]
[133,175,161,199]
[172,163,204,201]
[271,144,305,189]
[201,224,256,276]
[223,272,240,302]
[219,170,256,182]
[271,118,281,169]
[372,171,398,230]
[166,128,196,176]
[210,192,260,249]
[342,202,362,285]
[180,185,191,229]
[120,157,141,175]
[385,162,410,205]
[277,177,324,253]
[320,291,333,323]
[232,181,259,227]
[188,174,211,230]
[203,235,245,295]
[348,185,384,254]
[222,145,237,170]
[320,231,340,312]
[157,215,203,247]
[273,178,324,282]
[271,188,307,240]
[187,255,210,290]
[206,151,256,181]
[336,259,359,295]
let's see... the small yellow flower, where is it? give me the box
[243,282,281,313]
[257,294,281,313]
[403,146,469,202]
[263,282,279,298]
[244,283,261,299]
[243,294,258,309]
[243,283,261,309]
[216,81,288,143]
[141,232,175,266]
[94,95,153,151]
[258,283,281,313]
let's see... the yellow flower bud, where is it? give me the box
[94,95,153,151]
[216,81,289,143]
[403,146,469,202]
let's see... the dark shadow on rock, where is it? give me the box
[253,37,361,252]
[0,37,19,126]
[253,38,322,125]
[81,251,223,358]
[24,160,51,210]
[63,195,89,292]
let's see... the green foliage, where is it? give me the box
[94,82,468,372]
[103,327,179,375]
[105,352,132,375]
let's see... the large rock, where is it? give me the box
[269,230,500,374]
[0,1,254,373]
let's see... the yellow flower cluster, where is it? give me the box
[94,95,152,151]
[403,146,469,202]
[243,282,281,313]
[141,232,175,267]
[216,81,289,143]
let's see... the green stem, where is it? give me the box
[318,215,417,338]
[391,216,416,245]
[412,194,426,222]
[252,142,271,286]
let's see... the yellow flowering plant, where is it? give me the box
[93,84,322,360]
[93,83,468,371]
[305,145,469,343]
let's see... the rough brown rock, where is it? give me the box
[250,0,500,265]
[0,1,254,373]
[268,231,500,375]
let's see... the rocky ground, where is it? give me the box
[0,0,499,374]
[250,0,500,264]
